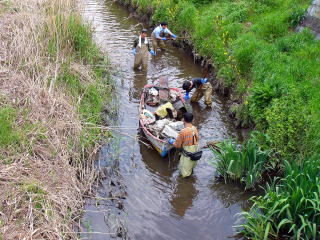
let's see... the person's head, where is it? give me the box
[141,29,148,38]
[183,112,193,123]
[182,80,192,92]
[160,22,168,29]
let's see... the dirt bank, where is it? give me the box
[0,0,114,239]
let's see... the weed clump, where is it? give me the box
[239,160,320,240]
[211,139,269,190]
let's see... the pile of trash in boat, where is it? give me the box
[140,86,187,140]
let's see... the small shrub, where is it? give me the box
[210,139,270,190]
[288,6,306,27]
[216,64,236,87]
[265,95,307,161]
[224,2,249,23]
[233,33,266,75]
[253,12,289,41]
[248,82,283,127]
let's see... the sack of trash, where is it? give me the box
[153,119,170,132]
[149,87,158,96]
[161,125,179,139]
[140,109,156,125]
[146,87,160,106]
[155,102,175,119]
[168,121,184,131]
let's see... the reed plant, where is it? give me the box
[210,139,270,190]
[239,159,320,239]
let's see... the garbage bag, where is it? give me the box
[141,109,156,125]
[149,87,159,96]
[161,125,179,139]
[168,121,184,131]
[153,119,170,132]
[155,102,175,119]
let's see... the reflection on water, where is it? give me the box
[170,176,198,218]
[81,0,255,239]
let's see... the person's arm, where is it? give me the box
[165,29,177,39]
[147,42,151,52]
[133,38,138,49]
[192,78,204,88]
[173,131,184,148]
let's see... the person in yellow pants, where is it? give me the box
[168,112,199,177]
[182,78,212,106]
[132,29,156,71]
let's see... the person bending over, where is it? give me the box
[151,22,177,52]
[182,78,212,106]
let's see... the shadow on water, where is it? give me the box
[80,0,258,239]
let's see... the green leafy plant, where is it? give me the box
[0,107,19,146]
[239,159,320,239]
[288,6,306,27]
[210,139,270,190]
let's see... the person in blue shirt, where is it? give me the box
[182,78,213,106]
[151,22,177,52]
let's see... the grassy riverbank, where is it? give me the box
[0,0,114,238]
[118,0,320,238]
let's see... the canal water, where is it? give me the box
[80,0,255,239]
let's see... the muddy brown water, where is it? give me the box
[80,0,258,239]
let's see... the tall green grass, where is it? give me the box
[239,159,320,239]
[53,15,114,148]
[210,139,270,190]
[0,107,19,146]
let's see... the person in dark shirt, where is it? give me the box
[182,78,212,106]
[132,29,156,71]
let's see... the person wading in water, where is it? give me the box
[168,112,199,177]
[151,22,177,52]
[182,78,213,107]
[132,29,156,71]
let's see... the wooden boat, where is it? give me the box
[139,84,185,157]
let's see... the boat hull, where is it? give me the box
[139,84,185,157]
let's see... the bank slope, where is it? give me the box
[0,0,114,239]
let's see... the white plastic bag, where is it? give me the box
[153,119,170,132]
[149,87,159,96]
[168,121,184,131]
[162,125,179,139]
[141,109,155,124]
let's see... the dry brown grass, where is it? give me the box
[0,0,104,239]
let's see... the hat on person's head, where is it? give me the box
[141,28,148,33]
